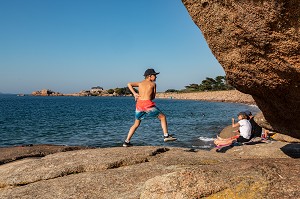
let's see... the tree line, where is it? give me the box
[165,75,234,93]
[106,87,137,96]
[104,75,234,95]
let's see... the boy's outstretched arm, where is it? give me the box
[127,82,139,101]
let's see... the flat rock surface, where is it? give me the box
[0,142,299,198]
[0,144,91,165]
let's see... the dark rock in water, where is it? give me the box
[218,125,239,138]
[182,0,300,138]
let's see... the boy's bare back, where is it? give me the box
[127,68,159,101]
[127,79,156,101]
[138,79,156,100]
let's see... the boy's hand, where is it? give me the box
[134,93,139,101]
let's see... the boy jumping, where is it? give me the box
[123,68,177,147]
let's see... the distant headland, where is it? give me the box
[30,88,256,105]
[31,87,128,97]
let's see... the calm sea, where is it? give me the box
[0,95,260,149]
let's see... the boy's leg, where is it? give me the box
[158,113,177,142]
[125,119,141,142]
[157,113,168,135]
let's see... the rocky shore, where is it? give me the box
[0,143,299,198]
[156,90,256,105]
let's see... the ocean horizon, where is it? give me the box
[0,95,260,149]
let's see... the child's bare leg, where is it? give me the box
[158,113,168,135]
[216,135,237,141]
[126,119,141,142]
[214,138,235,146]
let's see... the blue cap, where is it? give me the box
[244,110,252,116]
[144,68,160,76]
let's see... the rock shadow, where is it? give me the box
[280,143,300,158]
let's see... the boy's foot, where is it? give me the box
[164,134,177,142]
[123,141,133,147]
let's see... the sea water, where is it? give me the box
[0,95,260,149]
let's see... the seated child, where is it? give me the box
[214,112,252,147]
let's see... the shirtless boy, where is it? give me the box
[123,68,177,147]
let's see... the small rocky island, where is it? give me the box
[31,87,120,97]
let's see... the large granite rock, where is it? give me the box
[254,111,274,131]
[254,112,300,142]
[218,125,239,138]
[182,0,300,138]
[0,145,299,198]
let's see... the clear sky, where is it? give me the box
[0,0,225,94]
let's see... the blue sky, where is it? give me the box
[0,0,224,94]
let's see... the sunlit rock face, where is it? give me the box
[182,0,300,138]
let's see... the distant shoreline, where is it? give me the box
[156,90,256,105]
[11,90,256,105]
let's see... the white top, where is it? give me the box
[238,119,252,139]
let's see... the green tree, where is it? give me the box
[114,87,136,95]
[114,88,123,95]
[183,75,234,92]
[165,89,179,93]
[184,84,199,91]
[107,89,114,94]
[214,76,226,90]
[199,77,216,91]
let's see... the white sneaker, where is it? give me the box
[164,135,177,142]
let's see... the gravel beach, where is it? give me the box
[156,90,255,105]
